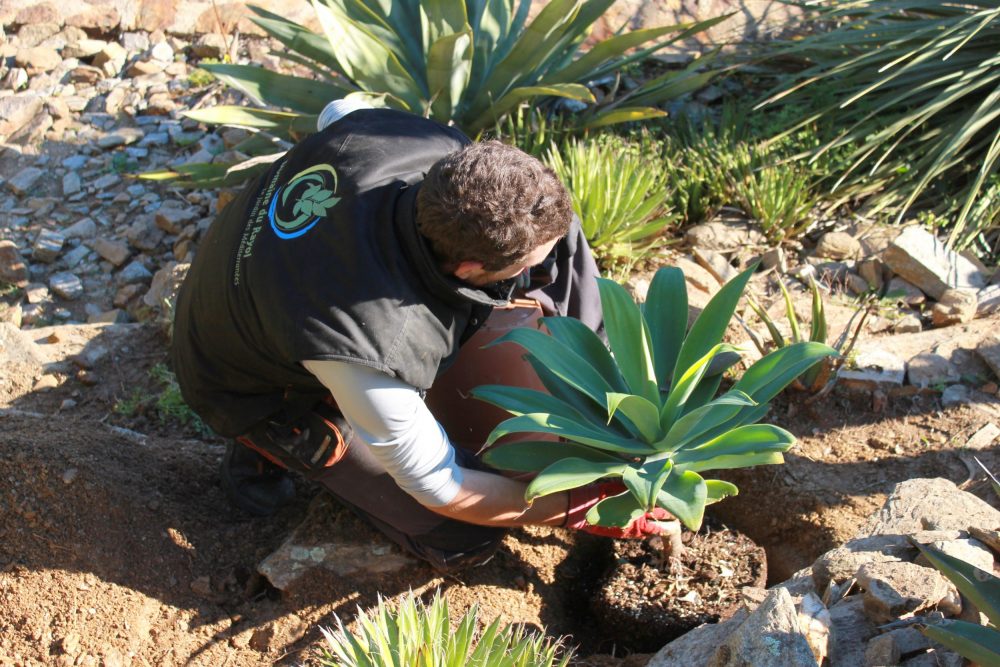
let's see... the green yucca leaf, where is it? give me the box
[643,266,688,389]
[734,341,838,403]
[656,469,707,531]
[427,29,474,120]
[705,479,739,504]
[674,450,785,474]
[606,393,662,443]
[915,542,1000,625]
[660,343,743,430]
[486,413,655,455]
[808,276,827,344]
[525,457,628,501]
[184,105,318,136]
[778,278,801,344]
[248,5,347,76]
[672,264,755,385]
[585,489,645,527]
[680,350,742,417]
[672,423,795,467]
[541,316,627,392]
[920,620,1000,667]
[487,328,614,407]
[470,385,592,423]
[597,277,659,404]
[524,355,620,431]
[200,63,349,115]
[656,390,756,452]
[482,440,622,473]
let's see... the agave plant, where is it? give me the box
[319,591,572,666]
[757,0,1000,251]
[472,265,837,538]
[545,134,678,268]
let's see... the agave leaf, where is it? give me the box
[643,266,688,389]
[471,384,591,422]
[680,350,743,416]
[249,6,347,76]
[597,277,659,404]
[606,393,662,443]
[919,620,1000,667]
[915,542,1000,625]
[705,479,739,504]
[541,316,627,392]
[481,440,621,473]
[655,469,707,531]
[585,490,645,527]
[551,24,694,83]
[488,327,613,407]
[524,355,619,431]
[469,84,594,132]
[778,278,802,344]
[674,451,785,474]
[200,64,349,115]
[584,107,668,130]
[660,343,742,430]
[733,341,838,404]
[622,464,655,510]
[656,390,756,452]
[672,423,795,466]
[624,51,722,108]
[808,276,827,344]
[525,457,628,501]
[485,413,655,456]
[427,29,474,120]
[184,106,318,137]
[672,264,756,388]
[420,0,469,48]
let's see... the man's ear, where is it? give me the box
[452,260,483,280]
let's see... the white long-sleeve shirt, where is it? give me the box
[302,359,464,507]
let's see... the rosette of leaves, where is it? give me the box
[295,183,340,218]
[472,265,837,533]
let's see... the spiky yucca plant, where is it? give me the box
[472,265,837,537]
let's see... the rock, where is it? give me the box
[144,262,188,309]
[33,375,59,391]
[856,561,957,624]
[92,42,127,78]
[15,22,61,48]
[845,272,871,296]
[859,478,1000,537]
[68,65,103,85]
[90,238,130,267]
[113,284,145,308]
[32,229,65,263]
[814,232,861,260]
[940,383,970,406]
[49,272,84,300]
[901,649,963,667]
[887,276,926,306]
[126,59,165,77]
[64,218,98,240]
[155,202,199,234]
[190,576,212,596]
[150,41,175,62]
[0,240,29,287]
[14,47,62,74]
[191,33,228,59]
[125,216,165,251]
[760,247,786,273]
[96,128,145,149]
[930,288,978,327]
[812,534,915,592]
[62,172,82,196]
[118,261,154,285]
[648,610,749,667]
[686,220,766,252]
[797,593,831,665]
[886,626,931,655]
[0,94,43,142]
[693,247,738,284]
[0,322,46,368]
[864,633,900,667]
[3,67,29,91]
[857,258,884,291]
[25,284,49,304]
[828,596,878,667]
[837,348,906,388]
[915,538,995,573]
[121,32,151,53]
[884,226,987,300]
[893,314,923,334]
[65,6,121,32]
[10,110,53,145]
[63,39,109,59]
[92,174,121,191]
[709,588,818,667]
[907,352,960,388]
[87,309,127,324]
[977,284,1000,317]
[6,167,44,196]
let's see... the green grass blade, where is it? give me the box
[643,266,688,390]
[598,277,659,405]
[482,440,621,473]
[778,278,802,343]
[525,457,628,501]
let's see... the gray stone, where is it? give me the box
[127,59,166,77]
[686,220,766,252]
[815,232,861,261]
[864,634,900,667]
[859,478,1000,538]
[15,22,61,48]
[0,94,44,141]
[150,42,175,62]
[931,288,978,327]
[648,610,749,667]
[126,216,166,251]
[838,348,906,388]
[812,534,915,592]
[62,172,82,196]
[978,333,1000,381]
[62,39,108,59]
[709,588,818,667]
[96,128,145,149]
[14,46,61,73]
[907,352,960,388]
[87,309,127,324]
[32,229,65,263]
[10,110,53,145]
[0,240,29,288]
[92,42,127,77]
[886,626,931,656]
[63,217,98,240]
[857,561,957,624]
[884,226,987,300]
[940,383,970,406]
[6,167,44,196]
[117,261,153,285]
[693,247,738,285]
[92,174,121,191]
[62,245,91,268]
[977,284,1000,317]
[90,238,130,267]
[828,596,878,667]
[20,304,44,326]
[24,283,49,304]
[858,258,885,291]
[893,314,923,334]
[143,262,188,309]
[62,155,89,170]
[760,247,786,273]
[67,65,104,85]
[121,32,151,54]
[887,276,926,306]
[915,538,994,573]
[0,322,45,368]
[3,68,29,92]
[138,131,170,147]
[846,272,871,296]
[49,272,84,300]
[900,649,963,667]
[155,203,199,234]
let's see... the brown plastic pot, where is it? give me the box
[425,299,553,453]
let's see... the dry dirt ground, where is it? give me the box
[1,322,999,667]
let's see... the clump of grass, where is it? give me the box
[114,363,210,436]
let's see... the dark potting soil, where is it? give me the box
[590,526,767,653]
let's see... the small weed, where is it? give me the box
[188,58,219,88]
[110,152,139,174]
[114,390,146,417]
[115,363,211,436]
[0,281,21,299]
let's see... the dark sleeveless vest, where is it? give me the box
[171,109,509,437]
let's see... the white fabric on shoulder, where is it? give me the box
[317,99,376,131]
[301,359,463,506]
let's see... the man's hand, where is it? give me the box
[564,482,673,539]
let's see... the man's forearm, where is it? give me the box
[429,468,568,527]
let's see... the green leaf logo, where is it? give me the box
[269,164,341,239]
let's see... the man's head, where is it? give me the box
[416,140,573,286]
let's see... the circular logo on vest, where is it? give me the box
[268,164,340,239]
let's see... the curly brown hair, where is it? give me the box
[416,140,572,271]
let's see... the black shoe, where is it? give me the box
[220,441,296,516]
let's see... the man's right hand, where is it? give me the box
[564,483,673,539]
